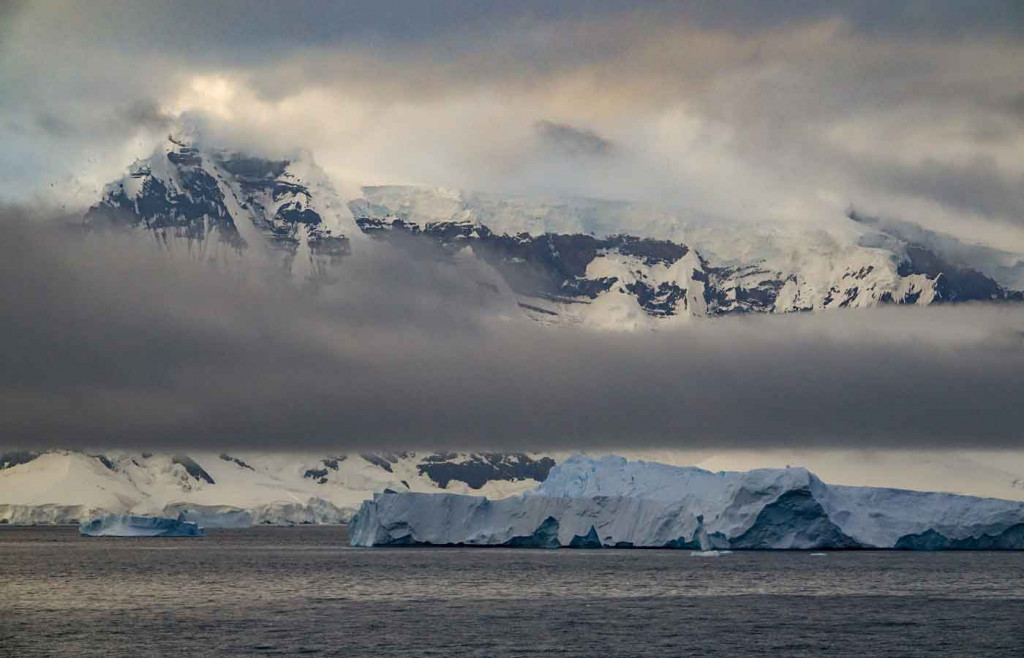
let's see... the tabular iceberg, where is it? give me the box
[79,514,204,537]
[349,456,1024,550]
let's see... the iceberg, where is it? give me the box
[161,504,254,529]
[350,456,1024,550]
[79,513,204,537]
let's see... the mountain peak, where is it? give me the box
[83,146,1024,327]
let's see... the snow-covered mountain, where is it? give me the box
[0,450,553,525]
[350,455,1024,549]
[85,136,356,282]
[85,136,1022,329]
[5,449,1024,527]
[348,187,1023,327]
[30,138,1021,528]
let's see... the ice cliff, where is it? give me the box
[349,456,1024,549]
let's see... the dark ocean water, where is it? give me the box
[2,526,1023,657]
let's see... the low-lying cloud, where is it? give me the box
[2,208,1023,452]
[536,121,615,158]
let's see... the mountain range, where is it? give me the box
[4,448,1024,526]
[5,136,1023,525]
[83,135,1024,330]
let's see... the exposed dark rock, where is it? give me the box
[735,279,787,311]
[561,276,617,299]
[606,234,688,265]
[90,454,116,471]
[218,155,289,180]
[166,150,202,167]
[517,302,560,316]
[308,234,351,258]
[361,454,395,473]
[85,149,242,249]
[219,454,255,471]
[171,455,216,485]
[899,246,1003,302]
[275,204,322,225]
[352,213,705,313]
[417,453,556,489]
[323,457,345,470]
[0,451,38,470]
[422,452,459,463]
[624,280,687,316]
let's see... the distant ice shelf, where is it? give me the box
[79,514,204,538]
[350,456,1024,550]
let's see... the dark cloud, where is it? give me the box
[856,156,1024,223]
[33,112,73,138]
[30,100,169,140]
[118,99,173,132]
[10,1,1024,62]
[678,0,1024,38]
[2,207,1024,452]
[3,0,1024,248]
[536,121,615,158]
[1007,93,1024,119]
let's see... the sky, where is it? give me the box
[2,211,1024,451]
[1,1,1024,452]
[2,1,1024,246]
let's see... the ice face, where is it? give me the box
[350,456,1024,550]
[79,514,205,537]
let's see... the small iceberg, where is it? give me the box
[79,513,204,537]
[690,550,733,557]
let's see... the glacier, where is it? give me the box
[79,514,204,538]
[349,456,1024,549]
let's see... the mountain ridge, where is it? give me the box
[83,136,1024,329]
[5,448,1024,526]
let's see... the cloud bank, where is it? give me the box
[2,209,1023,451]
[2,3,1024,454]
[2,1,1023,252]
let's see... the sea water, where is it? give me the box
[2,526,1023,656]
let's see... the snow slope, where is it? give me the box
[4,449,1024,526]
[0,451,552,525]
[349,188,1022,327]
[350,456,1024,549]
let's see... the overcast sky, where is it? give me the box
[2,212,1023,451]
[1,2,1024,451]
[2,1,1024,248]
